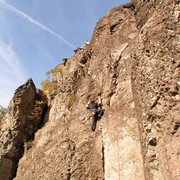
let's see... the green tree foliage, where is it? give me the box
[41,79,54,93]
[41,67,63,94]
[45,71,51,79]
[131,0,137,4]
[25,91,47,141]
[50,67,63,76]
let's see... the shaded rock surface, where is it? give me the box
[0,0,179,180]
[0,79,47,180]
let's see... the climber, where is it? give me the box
[62,56,68,66]
[85,96,104,131]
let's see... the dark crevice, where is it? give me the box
[149,138,157,146]
[38,104,49,129]
[11,144,24,179]
[102,140,105,179]
[110,24,118,33]
[11,100,49,180]
[123,2,136,10]
[171,122,180,135]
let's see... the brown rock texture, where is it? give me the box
[1,0,179,180]
[0,79,47,180]
[132,0,180,179]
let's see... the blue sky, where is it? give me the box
[0,0,129,107]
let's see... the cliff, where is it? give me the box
[0,79,47,179]
[0,0,179,180]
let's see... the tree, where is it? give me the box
[131,0,137,4]
[41,67,63,94]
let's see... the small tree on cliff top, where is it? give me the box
[41,67,63,94]
[131,0,137,3]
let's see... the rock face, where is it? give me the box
[132,0,180,179]
[0,79,47,180]
[1,0,179,180]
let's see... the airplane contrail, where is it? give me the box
[0,1,76,49]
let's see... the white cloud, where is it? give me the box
[0,41,28,107]
[0,1,76,49]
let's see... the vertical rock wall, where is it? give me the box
[132,0,180,179]
[0,79,46,180]
[89,7,145,180]
[1,0,179,180]
[15,4,145,180]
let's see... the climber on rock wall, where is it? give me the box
[85,96,104,131]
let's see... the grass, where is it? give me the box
[66,93,77,109]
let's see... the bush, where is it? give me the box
[131,0,137,3]
[66,93,77,109]
[45,67,63,80]
[50,67,63,76]
[41,67,63,94]
[41,79,54,93]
